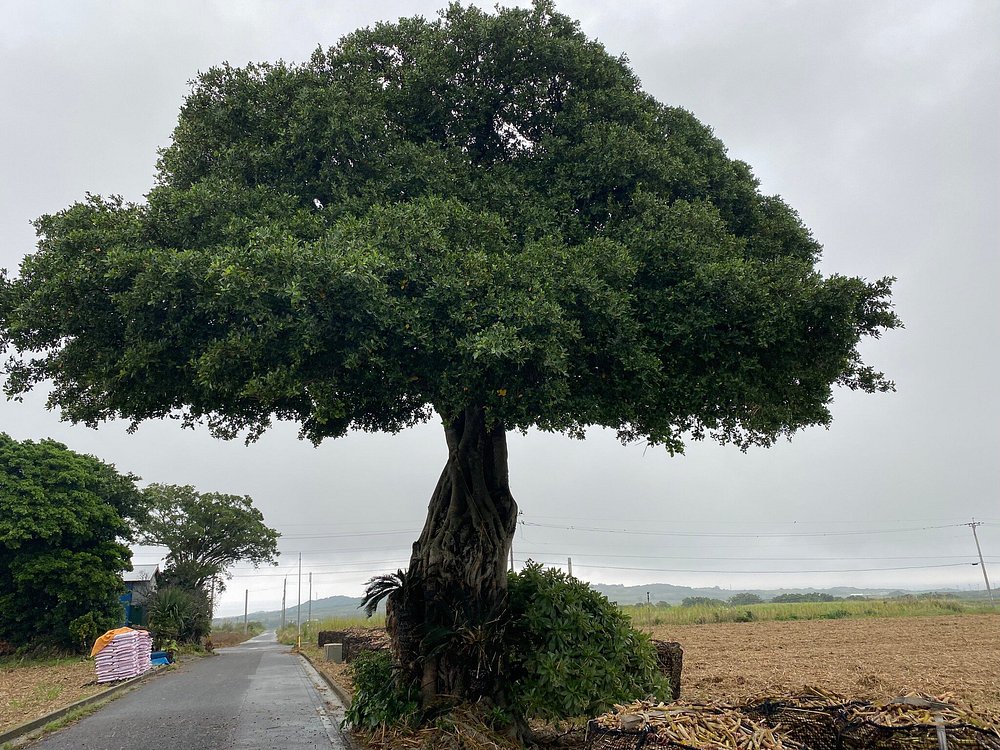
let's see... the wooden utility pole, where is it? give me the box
[243,589,248,633]
[969,520,995,606]
[567,557,573,578]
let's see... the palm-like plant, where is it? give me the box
[360,569,411,618]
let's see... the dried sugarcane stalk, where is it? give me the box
[593,701,798,750]
[844,693,1000,737]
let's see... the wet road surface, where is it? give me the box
[29,631,349,750]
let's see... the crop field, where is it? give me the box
[626,597,994,627]
[646,613,1000,712]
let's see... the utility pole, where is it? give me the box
[281,577,287,632]
[969,520,995,606]
[510,545,514,572]
[296,553,302,648]
[308,572,312,630]
[567,557,573,578]
[243,589,248,634]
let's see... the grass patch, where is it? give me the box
[32,684,63,702]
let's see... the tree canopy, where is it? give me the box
[0,433,143,649]
[139,483,279,592]
[0,1,897,454]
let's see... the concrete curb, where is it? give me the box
[297,650,353,710]
[296,652,357,750]
[0,668,156,746]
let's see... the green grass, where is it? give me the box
[625,597,997,628]
[32,684,63,701]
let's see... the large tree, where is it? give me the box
[0,1,897,713]
[0,434,143,649]
[139,483,279,594]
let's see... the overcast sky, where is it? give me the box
[1,1,997,618]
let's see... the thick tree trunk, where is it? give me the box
[387,404,518,712]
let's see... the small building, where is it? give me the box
[121,564,159,626]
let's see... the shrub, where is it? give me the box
[681,596,726,607]
[344,649,419,730]
[506,563,668,721]
[68,611,113,653]
[771,593,838,603]
[147,586,210,644]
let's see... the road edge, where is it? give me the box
[296,651,359,750]
[296,651,353,710]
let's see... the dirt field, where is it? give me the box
[0,658,103,733]
[647,613,1000,711]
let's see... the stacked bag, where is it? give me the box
[90,627,154,683]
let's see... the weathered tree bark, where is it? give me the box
[387,404,518,711]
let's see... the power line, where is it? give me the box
[521,520,966,539]
[512,552,999,563]
[280,529,419,539]
[530,560,980,575]
[526,514,987,526]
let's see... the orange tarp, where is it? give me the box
[90,627,135,657]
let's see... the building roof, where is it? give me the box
[123,564,160,582]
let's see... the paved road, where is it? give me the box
[30,632,349,750]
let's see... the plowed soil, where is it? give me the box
[646,613,1000,711]
[0,658,102,733]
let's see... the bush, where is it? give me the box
[344,649,419,730]
[506,563,668,721]
[68,611,113,653]
[148,586,210,644]
[681,596,726,607]
[771,593,838,603]
[728,593,762,605]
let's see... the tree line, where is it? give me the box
[0,433,278,653]
[677,593,860,607]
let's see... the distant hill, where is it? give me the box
[217,579,982,627]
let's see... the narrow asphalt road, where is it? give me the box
[28,632,349,750]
